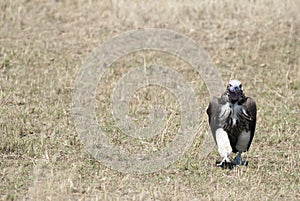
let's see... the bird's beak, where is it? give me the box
[233,86,241,93]
[229,86,240,93]
[228,87,241,101]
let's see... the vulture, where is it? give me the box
[206,80,257,168]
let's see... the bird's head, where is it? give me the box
[227,79,243,102]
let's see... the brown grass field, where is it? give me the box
[1,0,300,200]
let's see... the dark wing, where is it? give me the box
[206,97,216,125]
[206,96,223,142]
[242,97,257,150]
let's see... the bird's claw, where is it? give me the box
[216,153,249,169]
[231,160,248,166]
[216,156,233,169]
[216,158,248,169]
[232,152,248,166]
[216,160,234,169]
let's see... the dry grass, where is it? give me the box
[1,0,299,200]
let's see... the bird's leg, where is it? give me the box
[215,128,233,169]
[232,152,248,166]
[216,153,230,166]
[216,153,233,169]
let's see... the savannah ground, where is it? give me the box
[1,0,300,200]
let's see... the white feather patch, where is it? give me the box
[219,103,231,121]
[235,130,251,152]
[242,108,248,116]
[232,103,243,126]
[215,128,232,158]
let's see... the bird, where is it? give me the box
[206,79,257,169]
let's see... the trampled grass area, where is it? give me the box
[0,0,299,200]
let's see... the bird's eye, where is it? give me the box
[239,84,242,88]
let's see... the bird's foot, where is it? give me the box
[232,160,248,166]
[232,152,248,166]
[216,157,233,169]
